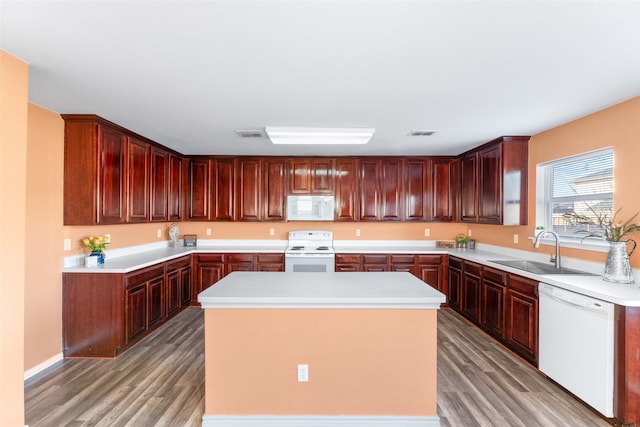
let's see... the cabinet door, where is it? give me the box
[180,266,192,306]
[448,263,462,312]
[335,159,357,221]
[380,159,403,220]
[188,159,211,220]
[480,267,507,340]
[125,284,147,343]
[264,159,286,221]
[127,137,150,222]
[225,253,255,275]
[461,261,482,324]
[417,255,446,295]
[460,153,478,223]
[166,270,181,316]
[213,159,235,221]
[405,159,428,221]
[478,145,502,224]
[311,158,334,193]
[98,125,126,224]
[389,254,415,274]
[195,254,225,294]
[335,254,362,271]
[506,275,538,364]
[359,159,380,221]
[168,154,183,221]
[147,276,165,328]
[431,158,456,222]
[256,253,284,272]
[150,147,169,222]
[289,159,312,193]
[363,254,388,272]
[237,159,262,221]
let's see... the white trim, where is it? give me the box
[24,352,63,381]
[201,415,440,427]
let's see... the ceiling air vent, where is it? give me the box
[408,130,436,136]
[235,129,265,138]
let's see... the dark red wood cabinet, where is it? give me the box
[335,158,358,221]
[480,266,507,340]
[359,158,403,221]
[213,158,235,221]
[126,137,150,222]
[461,260,482,324]
[168,154,184,221]
[431,157,458,222]
[289,158,334,194]
[404,159,429,221]
[150,147,169,222]
[505,274,538,365]
[188,158,211,220]
[447,256,463,312]
[459,152,478,223]
[263,159,287,221]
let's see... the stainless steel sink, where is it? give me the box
[488,259,597,276]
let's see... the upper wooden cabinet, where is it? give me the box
[264,158,287,221]
[188,158,212,221]
[404,159,429,221]
[459,136,529,225]
[212,158,236,221]
[359,158,403,221]
[236,158,262,221]
[127,137,150,223]
[431,157,458,222]
[289,158,334,194]
[334,158,358,221]
[168,154,184,221]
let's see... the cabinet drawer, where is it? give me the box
[483,266,507,284]
[196,253,224,263]
[449,256,464,270]
[126,265,165,288]
[363,255,388,264]
[417,255,443,265]
[463,261,482,277]
[508,274,538,296]
[166,256,191,271]
[390,254,415,264]
[336,254,362,264]
[226,253,255,263]
[256,253,284,263]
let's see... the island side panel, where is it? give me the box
[203,308,438,416]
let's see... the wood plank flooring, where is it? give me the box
[25,307,611,426]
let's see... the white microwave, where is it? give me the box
[286,195,335,221]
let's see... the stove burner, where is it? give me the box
[290,246,304,251]
[316,246,329,251]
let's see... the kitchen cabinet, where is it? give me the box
[150,147,169,222]
[431,157,458,222]
[359,158,403,221]
[168,154,184,221]
[194,253,225,294]
[404,159,429,221]
[459,136,529,225]
[505,274,538,365]
[225,253,255,274]
[335,254,363,272]
[213,158,236,221]
[263,158,287,221]
[416,254,447,297]
[256,253,285,271]
[480,266,507,340]
[447,256,463,312]
[389,254,415,273]
[236,158,262,221]
[363,254,389,272]
[289,158,334,194]
[461,260,482,325]
[125,265,166,344]
[127,137,150,222]
[334,158,358,221]
[188,158,212,220]
[166,256,192,316]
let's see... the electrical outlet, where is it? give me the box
[63,238,71,251]
[206,228,212,236]
[355,228,361,237]
[104,234,111,243]
[513,234,519,244]
[297,364,309,382]
[157,228,162,238]
[424,228,430,237]
[269,227,275,236]
[467,229,472,237]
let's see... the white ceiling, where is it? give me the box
[2,1,640,156]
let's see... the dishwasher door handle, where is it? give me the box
[539,283,610,312]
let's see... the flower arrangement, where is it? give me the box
[565,207,640,242]
[82,235,110,252]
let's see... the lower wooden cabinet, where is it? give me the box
[194,253,225,294]
[447,258,539,367]
[335,254,363,272]
[166,256,192,316]
[256,253,285,271]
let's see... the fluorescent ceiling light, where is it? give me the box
[265,127,375,145]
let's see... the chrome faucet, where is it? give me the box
[534,230,561,268]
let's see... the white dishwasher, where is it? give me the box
[538,282,614,417]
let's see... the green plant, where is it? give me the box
[564,206,640,242]
[82,235,110,252]
[455,234,469,244]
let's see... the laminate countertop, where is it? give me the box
[197,271,446,309]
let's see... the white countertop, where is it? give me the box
[62,239,640,307]
[197,271,446,309]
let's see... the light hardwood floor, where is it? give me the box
[25,307,610,426]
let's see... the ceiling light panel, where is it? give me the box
[265,127,375,145]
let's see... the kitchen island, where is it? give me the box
[198,271,446,427]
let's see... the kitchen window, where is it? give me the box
[536,148,613,249]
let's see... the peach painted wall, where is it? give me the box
[472,96,640,267]
[24,104,65,370]
[0,50,28,427]
[204,308,438,416]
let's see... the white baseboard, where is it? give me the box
[24,352,63,381]
[202,415,440,427]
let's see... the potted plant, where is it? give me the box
[82,235,109,265]
[455,234,469,249]
[535,225,546,237]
